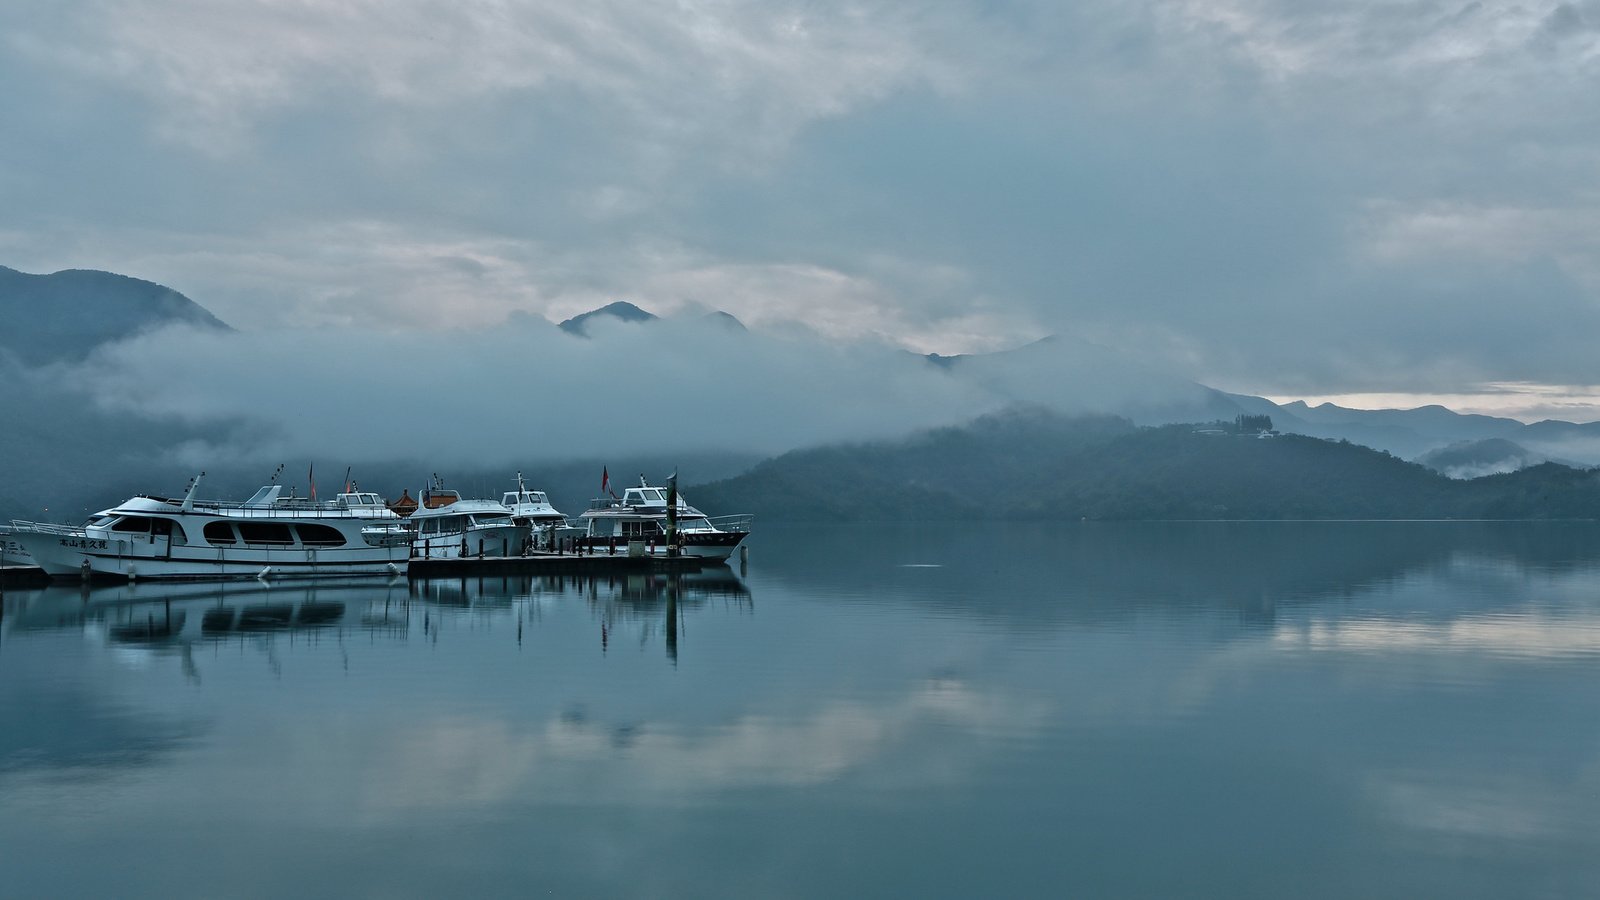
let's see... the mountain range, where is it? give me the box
[690,408,1600,520]
[4,263,1600,519]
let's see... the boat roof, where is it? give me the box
[409,497,514,517]
[582,486,706,518]
[102,488,399,520]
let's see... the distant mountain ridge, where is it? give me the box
[0,265,228,365]
[690,408,1600,521]
[8,262,1600,484]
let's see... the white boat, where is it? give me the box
[500,473,576,548]
[408,478,529,560]
[576,475,751,561]
[7,475,410,581]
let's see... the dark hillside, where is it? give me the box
[0,266,228,364]
[691,410,1600,521]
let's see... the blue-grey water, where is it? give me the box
[4,522,1600,898]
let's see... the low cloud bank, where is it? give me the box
[62,315,1000,466]
[58,313,1229,469]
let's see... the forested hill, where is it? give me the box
[688,408,1600,521]
[0,266,228,365]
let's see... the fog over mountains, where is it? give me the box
[3,265,1598,518]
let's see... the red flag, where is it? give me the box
[309,463,317,501]
[601,466,610,495]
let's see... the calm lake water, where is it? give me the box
[4,522,1600,898]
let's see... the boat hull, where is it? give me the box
[411,523,529,560]
[0,528,37,568]
[12,531,408,581]
[578,530,747,562]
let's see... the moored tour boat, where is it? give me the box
[408,477,529,559]
[7,475,410,581]
[577,475,751,561]
[501,473,576,548]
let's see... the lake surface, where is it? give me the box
[4,522,1600,898]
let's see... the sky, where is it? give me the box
[4,0,1600,417]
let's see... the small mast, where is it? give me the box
[181,471,206,512]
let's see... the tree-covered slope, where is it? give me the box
[690,409,1600,521]
[0,266,228,365]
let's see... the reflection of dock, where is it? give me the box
[407,553,714,577]
[2,553,722,588]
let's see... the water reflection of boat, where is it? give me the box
[0,577,409,646]
[408,567,752,612]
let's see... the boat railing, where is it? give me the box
[702,514,754,533]
[8,520,84,535]
[141,496,397,519]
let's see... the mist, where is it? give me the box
[60,315,992,466]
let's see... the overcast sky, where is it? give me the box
[4,0,1600,414]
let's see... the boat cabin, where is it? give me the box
[502,489,553,507]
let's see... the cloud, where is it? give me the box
[352,675,1050,818]
[5,0,1600,404]
[60,315,1007,463]
[7,0,961,158]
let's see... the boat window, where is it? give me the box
[588,519,617,537]
[622,520,663,537]
[472,513,511,525]
[110,516,152,533]
[502,493,518,506]
[204,522,237,545]
[86,515,116,528]
[237,522,295,545]
[428,515,468,533]
[295,523,347,547]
